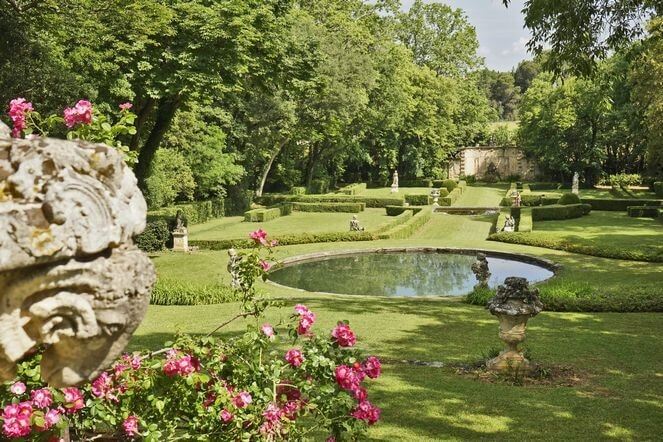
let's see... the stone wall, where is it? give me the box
[448,146,539,180]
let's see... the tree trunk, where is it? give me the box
[129,97,156,151]
[305,145,318,190]
[256,138,288,197]
[134,95,182,190]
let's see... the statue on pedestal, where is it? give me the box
[350,215,365,231]
[172,210,189,252]
[390,170,399,193]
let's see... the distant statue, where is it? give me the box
[502,215,515,232]
[227,248,243,289]
[471,253,491,288]
[430,188,441,207]
[572,172,579,195]
[391,170,399,193]
[513,191,522,207]
[171,209,188,252]
[174,210,186,233]
[350,215,364,231]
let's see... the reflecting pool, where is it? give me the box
[268,252,554,297]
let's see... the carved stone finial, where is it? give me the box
[0,133,155,386]
[471,253,491,288]
[486,277,543,373]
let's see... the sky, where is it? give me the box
[400,0,532,71]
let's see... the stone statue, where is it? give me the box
[174,209,186,233]
[572,172,579,195]
[471,253,491,288]
[430,188,440,207]
[486,277,543,372]
[390,170,399,193]
[502,215,515,232]
[0,133,155,386]
[172,209,189,252]
[227,248,243,289]
[350,215,364,231]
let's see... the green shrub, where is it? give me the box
[464,281,663,312]
[134,219,170,252]
[529,182,561,191]
[377,208,432,239]
[292,202,365,213]
[290,186,306,195]
[151,279,240,305]
[244,207,281,222]
[338,183,367,195]
[307,179,329,194]
[608,173,641,188]
[441,179,457,192]
[558,193,581,205]
[439,187,463,206]
[581,198,662,211]
[385,205,424,216]
[627,206,660,218]
[373,210,414,233]
[489,232,663,262]
[224,186,254,216]
[256,194,402,208]
[191,231,376,250]
[404,194,430,205]
[531,204,591,221]
[271,202,292,216]
[541,196,559,206]
[400,178,432,187]
[461,175,476,184]
[653,182,663,198]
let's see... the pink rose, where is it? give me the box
[326,437,337,442]
[91,372,113,399]
[294,305,316,335]
[351,400,381,425]
[63,99,93,127]
[122,415,139,437]
[249,229,268,245]
[233,391,252,408]
[10,382,26,395]
[334,365,360,392]
[263,403,283,422]
[7,98,33,138]
[219,409,233,423]
[282,400,300,420]
[331,322,356,347]
[2,401,32,438]
[119,102,133,111]
[362,356,381,379]
[30,388,53,408]
[43,408,61,430]
[261,323,275,339]
[260,259,271,271]
[285,349,304,367]
[62,387,84,414]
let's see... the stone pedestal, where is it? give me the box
[487,314,531,372]
[172,230,189,252]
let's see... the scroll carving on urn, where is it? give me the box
[0,128,155,387]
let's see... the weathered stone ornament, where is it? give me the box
[171,209,189,252]
[0,129,155,386]
[486,277,543,373]
[471,252,491,288]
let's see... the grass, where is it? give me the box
[580,188,657,199]
[139,185,663,440]
[189,209,391,241]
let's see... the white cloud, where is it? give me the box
[501,36,528,56]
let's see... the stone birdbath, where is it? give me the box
[486,277,543,373]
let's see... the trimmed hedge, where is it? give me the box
[558,193,581,205]
[244,207,281,222]
[377,207,432,239]
[581,198,662,211]
[148,198,225,226]
[190,231,377,250]
[385,205,424,216]
[151,279,240,305]
[489,232,663,262]
[134,219,170,252]
[338,183,367,195]
[373,210,414,234]
[307,179,329,194]
[627,206,660,218]
[531,204,591,221]
[441,179,457,192]
[529,182,561,191]
[439,187,463,206]
[465,282,663,312]
[256,194,403,208]
[654,182,663,198]
[290,186,306,195]
[292,202,365,213]
[404,194,430,205]
[400,178,432,187]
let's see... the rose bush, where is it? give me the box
[0,230,382,440]
[5,98,138,165]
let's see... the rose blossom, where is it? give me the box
[263,403,283,422]
[261,323,275,339]
[362,356,381,379]
[10,381,26,395]
[219,409,233,423]
[326,437,337,442]
[91,372,114,399]
[282,400,300,420]
[331,322,356,347]
[294,304,316,335]
[285,349,304,367]
[351,400,381,425]
[123,415,139,437]
[260,259,271,271]
[63,99,93,127]
[30,388,53,408]
[7,98,33,138]
[119,102,133,111]
[334,365,360,392]
[233,391,252,408]
[62,387,84,413]
[43,408,61,430]
[249,228,268,245]
[2,401,32,438]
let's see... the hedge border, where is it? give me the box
[581,198,662,211]
[256,194,403,208]
[292,202,365,213]
[531,204,591,221]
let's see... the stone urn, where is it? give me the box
[486,277,543,373]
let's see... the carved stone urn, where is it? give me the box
[486,277,543,373]
[0,125,155,386]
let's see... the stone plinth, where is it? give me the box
[172,230,189,252]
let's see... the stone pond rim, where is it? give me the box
[265,247,560,297]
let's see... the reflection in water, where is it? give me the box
[268,252,553,297]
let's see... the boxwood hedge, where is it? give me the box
[256,194,403,208]
[581,198,661,211]
[292,202,365,212]
[531,203,591,221]
[627,206,660,218]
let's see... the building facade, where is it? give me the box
[447,146,539,180]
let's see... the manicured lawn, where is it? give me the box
[188,209,391,241]
[580,188,658,199]
[533,211,662,258]
[141,185,663,440]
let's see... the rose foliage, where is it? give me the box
[0,230,381,441]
